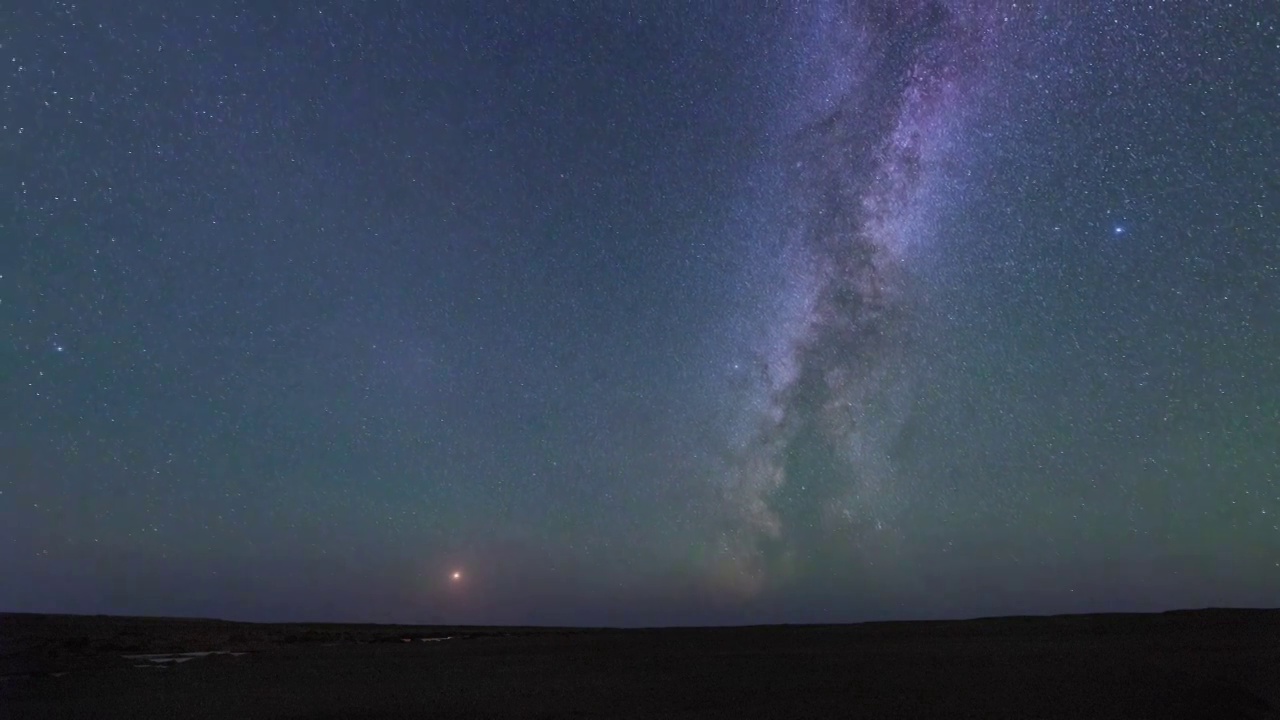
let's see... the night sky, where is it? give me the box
[3,2,1277,626]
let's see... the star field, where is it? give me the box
[2,1,1277,625]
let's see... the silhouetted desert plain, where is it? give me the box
[2,608,1278,718]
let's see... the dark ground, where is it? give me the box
[2,609,1278,719]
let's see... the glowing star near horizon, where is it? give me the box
[450,570,462,582]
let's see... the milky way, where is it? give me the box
[715,1,1002,596]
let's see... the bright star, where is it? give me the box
[1113,225,1125,235]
